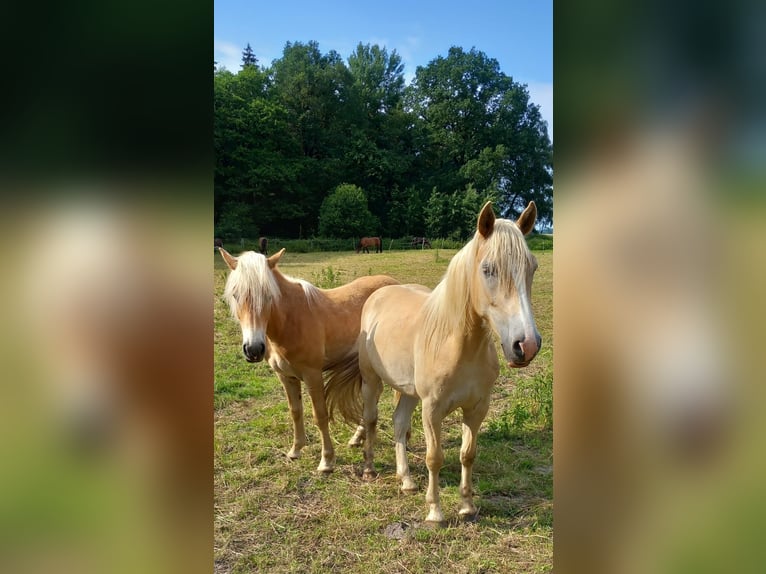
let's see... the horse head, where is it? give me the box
[473,201,541,367]
[220,247,286,363]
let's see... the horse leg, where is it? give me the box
[348,422,365,447]
[304,370,336,473]
[277,373,306,460]
[422,399,446,524]
[361,376,383,480]
[458,399,490,519]
[393,393,419,492]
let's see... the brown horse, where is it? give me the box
[258,236,268,255]
[411,237,432,249]
[220,247,398,472]
[356,236,382,253]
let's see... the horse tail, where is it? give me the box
[324,352,363,425]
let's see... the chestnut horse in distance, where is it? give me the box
[356,237,382,253]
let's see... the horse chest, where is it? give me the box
[415,346,497,406]
[267,350,302,379]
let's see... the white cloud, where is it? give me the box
[398,36,422,86]
[214,39,242,72]
[525,81,553,140]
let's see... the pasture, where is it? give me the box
[214,247,552,573]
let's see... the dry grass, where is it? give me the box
[214,246,552,573]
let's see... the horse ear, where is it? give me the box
[219,248,238,270]
[267,248,286,269]
[477,201,496,238]
[516,201,537,236]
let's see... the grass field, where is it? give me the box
[214,247,552,573]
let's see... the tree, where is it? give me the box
[387,184,429,238]
[318,184,378,238]
[270,41,361,232]
[215,202,259,241]
[425,184,493,240]
[348,43,405,116]
[213,42,553,238]
[406,47,552,226]
[241,43,258,69]
[345,43,415,231]
[214,65,307,236]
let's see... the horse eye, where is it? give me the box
[482,263,497,277]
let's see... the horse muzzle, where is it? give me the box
[505,333,541,368]
[243,341,266,363]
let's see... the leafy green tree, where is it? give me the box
[346,43,415,231]
[318,184,378,238]
[406,47,552,226]
[270,41,361,232]
[387,184,429,237]
[214,65,307,236]
[425,184,493,240]
[215,202,259,241]
[214,42,553,239]
[425,188,450,239]
[348,43,405,116]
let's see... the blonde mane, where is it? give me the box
[223,251,320,317]
[421,218,531,353]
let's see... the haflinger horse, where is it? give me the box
[219,247,398,473]
[356,236,381,253]
[326,201,540,523]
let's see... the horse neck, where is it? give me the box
[425,244,489,351]
[264,269,311,341]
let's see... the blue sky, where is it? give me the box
[214,0,552,137]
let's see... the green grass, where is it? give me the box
[214,248,552,573]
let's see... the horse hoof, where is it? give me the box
[423,518,447,529]
[286,450,300,461]
[362,469,377,481]
[316,460,335,474]
[347,438,363,448]
[458,509,479,522]
[400,480,418,494]
[426,508,447,526]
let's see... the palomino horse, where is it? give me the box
[356,236,381,253]
[326,201,540,522]
[219,247,397,472]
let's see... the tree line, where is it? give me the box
[214,41,552,241]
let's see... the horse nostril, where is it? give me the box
[536,333,542,349]
[512,340,523,359]
[243,341,265,361]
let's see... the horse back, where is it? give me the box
[323,274,398,304]
[311,275,399,361]
[361,283,430,332]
